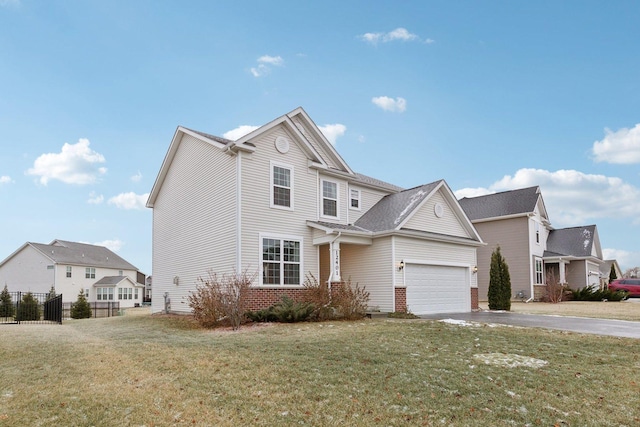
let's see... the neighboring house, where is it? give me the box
[600,260,622,286]
[0,240,145,308]
[147,107,484,315]
[459,187,606,301]
[144,275,152,302]
[544,225,604,291]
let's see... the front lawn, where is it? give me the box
[1,313,638,426]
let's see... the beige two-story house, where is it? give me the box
[147,107,484,315]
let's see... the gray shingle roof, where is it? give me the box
[308,221,370,232]
[354,181,442,232]
[31,240,138,270]
[458,186,540,221]
[544,225,597,258]
[353,173,404,193]
[183,127,234,145]
[93,276,127,286]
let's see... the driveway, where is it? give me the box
[420,311,640,339]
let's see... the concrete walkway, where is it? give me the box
[420,311,640,339]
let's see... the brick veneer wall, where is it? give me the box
[394,287,407,312]
[471,287,479,310]
[247,282,345,311]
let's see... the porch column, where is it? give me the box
[559,261,567,284]
[330,241,341,282]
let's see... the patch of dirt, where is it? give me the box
[473,353,548,369]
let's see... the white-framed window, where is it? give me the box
[270,161,293,210]
[321,179,339,218]
[261,234,302,286]
[118,288,133,300]
[535,222,540,244]
[66,266,72,278]
[118,270,123,276]
[349,188,361,210]
[134,288,139,300]
[535,258,543,284]
[96,287,114,301]
[85,267,96,279]
[85,288,90,299]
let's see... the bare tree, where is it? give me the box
[623,267,639,278]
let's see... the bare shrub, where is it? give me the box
[302,273,333,321]
[544,269,566,303]
[187,269,256,330]
[332,279,370,320]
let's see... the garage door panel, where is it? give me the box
[405,264,469,314]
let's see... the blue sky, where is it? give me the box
[1,0,639,274]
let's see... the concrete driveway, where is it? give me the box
[420,311,640,339]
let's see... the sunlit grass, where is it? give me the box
[1,313,639,426]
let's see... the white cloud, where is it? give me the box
[0,175,13,185]
[94,239,124,252]
[108,192,149,210]
[223,125,259,141]
[372,96,407,113]
[250,55,284,77]
[454,187,494,199]
[602,248,638,270]
[26,138,107,185]
[131,171,142,182]
[592,124,640,164]
[360,27,429,45]
[319,124,347,146]
[87,191,104,205]
[455,168,640,226]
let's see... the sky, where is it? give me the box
[1,0,639,274]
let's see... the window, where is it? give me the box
[97,287,114,301]
[66,266,72,278]
[118,288,133,300]
[85,289,90,299]
[261,236,301,285]
[271,162,293,209]
[321,180,338,217]
[535,222,540,244]
[85,267,96,279]
[134,288,139,300]
[535,258,543,284]
[350,188,361,210]
[118,270,123,276]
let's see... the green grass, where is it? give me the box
[1,314,639,426]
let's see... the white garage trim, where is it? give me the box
[403,261,471,315]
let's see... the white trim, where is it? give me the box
[258,232,304,286]
[236,153,242,272]
[403,259,472,269]
[270,160,294,211]
[320,178,340,220]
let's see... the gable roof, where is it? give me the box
[308,179,482,244]
[544,225,601,259]
[355,181,442,232]
[458,186,545,221]
[93,276,142,287]
[27,240,138,270]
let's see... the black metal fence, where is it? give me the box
[62,301,120,319]
[0,291,63,325]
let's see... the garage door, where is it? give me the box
[405,264,470,314]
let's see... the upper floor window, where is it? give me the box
[535,222,540,244]
[85,267,96,279]
[118,270,123,276]
[271,162,293,209]
[350,188,361,210]
[261,236,301,286]
[66,266,72,278]
[321,179,338,218]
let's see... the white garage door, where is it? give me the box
[405,264,470,314]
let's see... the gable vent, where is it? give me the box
[275,136,290,154]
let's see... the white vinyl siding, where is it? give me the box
[347,186,389,224]
[403,190,470,238]
[0,245,54,294]
[151,133,237,314]
[239,127,319,286]
[291,119,341,170]
[340,237,394,312]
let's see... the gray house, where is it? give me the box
[459,187,607,301]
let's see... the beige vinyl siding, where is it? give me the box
[394,236,477,288]
[0,246,54,294]
[151,134,237,313]
[239,126,319,284]
[340,237,394,312]
[473,216,530,301]
[292,119,340,170]
[403,190,470,238]
[348,186,389,224]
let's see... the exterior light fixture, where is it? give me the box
[472,266,478,274]
[398,260,405,271]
